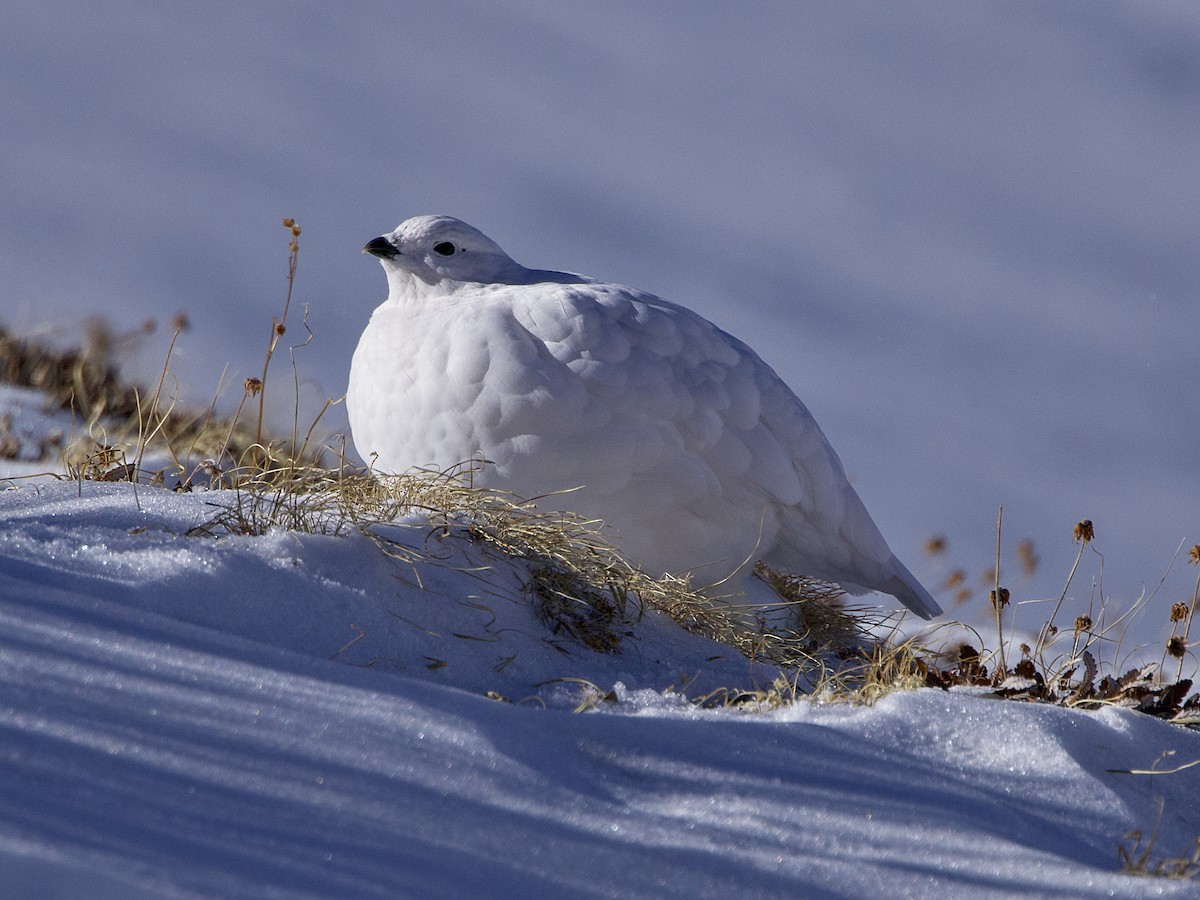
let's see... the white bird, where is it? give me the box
[348,215,941,619]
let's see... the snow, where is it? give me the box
[0,385,76,480]
[2,6,1198,893]
[2,407,1199,897]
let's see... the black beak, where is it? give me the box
[363,236,399,260]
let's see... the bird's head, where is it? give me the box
[363,215,529,288]
[364,216,585,296]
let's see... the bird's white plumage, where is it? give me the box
[348,215,941,619]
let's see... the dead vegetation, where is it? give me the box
[1110,759,1200,880]
[0,219,327,489]
[185,459,855,673]
[0,316,267,481]
[909,514,1200,727]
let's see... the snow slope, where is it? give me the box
[2,424,1199,897]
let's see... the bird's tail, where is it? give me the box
[880,555,943,620]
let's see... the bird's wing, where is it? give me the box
[507,282,899,582]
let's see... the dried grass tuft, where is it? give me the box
[187,462,854,671]
[1118,796,1200,880]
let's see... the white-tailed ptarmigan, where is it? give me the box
[348,215,941,619]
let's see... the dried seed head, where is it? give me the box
[954,587,972,605]
[1190,545,1200,565]
[1166,636,1187,659]
[1014,658,1037,680]
[244,377,263,396]
[1019,642,1031,657]
[989,587,1010,609]
[1074,615,1092,634]
[924,535,947,556]
[1045,623,1058,637]
[1017,539,1039,577]
[282,218,295,228]
[1170,602,1189,623]
[1074,520,1095,543]
[942,569,966,589]
[170,312,189,332]
[274,322,286,337]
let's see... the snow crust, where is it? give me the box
[1,472,1198,898]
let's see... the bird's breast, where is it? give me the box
[348,300,589,483]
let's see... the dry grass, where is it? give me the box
[1110,755,1200,880]
[1120,830,1200,880]
[0,220,327,490]
[1116,791,1200,880]
[187,460,854,671]
[906,514,1200,726]
[0,316,276,482]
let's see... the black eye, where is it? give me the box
[433,241,456,256]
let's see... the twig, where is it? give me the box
[1108,758,1200,777]
[993,505,1007,677]
[131,319,185,480]
[1034,536,1086,663]
[1178,557,1200,682]
[254,219,302,462]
